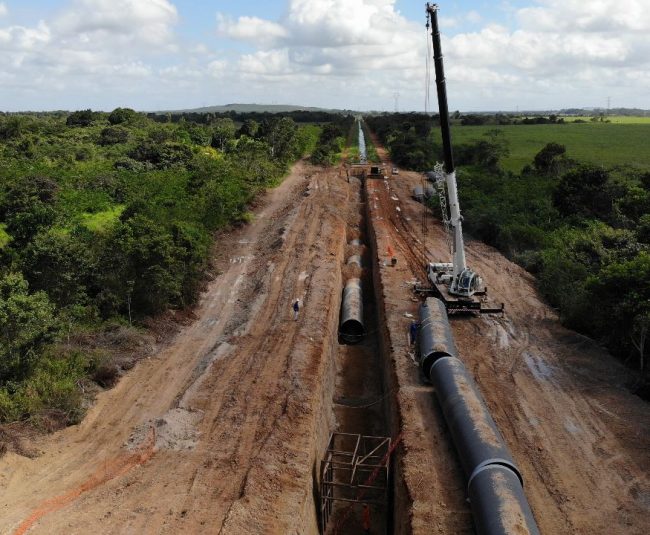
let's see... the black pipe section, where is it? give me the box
[419,298,458,376]
[418,297,540,535]
[340,278,366,343]
[429,356,522,486]
[468,464,540,535]
[426,3,455,174]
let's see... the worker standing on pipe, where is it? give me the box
[293,299,300,321]
[362,503,371,534]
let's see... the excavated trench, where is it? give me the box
[319,175,396,534]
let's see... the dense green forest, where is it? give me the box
[309,116,353,166]
[367,114,650,390]
[0,109,347,424]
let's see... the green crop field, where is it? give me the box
[565,115,650,124]
[436,122,650,173]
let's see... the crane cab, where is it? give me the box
[450,268,483,298]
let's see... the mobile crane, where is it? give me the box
[422,4,503,313]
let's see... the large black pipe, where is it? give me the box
[468,464,540,535]
[418,297,540,535]
[419,298,458,376]
[427,3,455,174]
[340,278,365,343]
[429,356,522,486]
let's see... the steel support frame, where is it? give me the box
[319,432,391,534]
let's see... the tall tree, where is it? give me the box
[0,273,58,382]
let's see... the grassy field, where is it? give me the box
[438,122,650,173]
[564,115,650,124]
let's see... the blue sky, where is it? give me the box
[0,1,648,112]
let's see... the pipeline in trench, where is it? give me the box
[320,174,394,535]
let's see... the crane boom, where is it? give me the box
[425,3,482,298]
[429,3,454,175]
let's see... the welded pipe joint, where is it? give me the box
[468,465,540,535]
[418,297,458,375]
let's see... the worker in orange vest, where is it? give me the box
[362,503,371,533]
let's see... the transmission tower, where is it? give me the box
[393,92,400,112]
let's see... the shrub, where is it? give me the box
[108,107,137,125]
[99,126,130,146]
[66,109,96,127]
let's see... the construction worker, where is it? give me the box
[409,321,420,346]
[293,299,300,320]
[362,503,371,534]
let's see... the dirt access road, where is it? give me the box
[1,160,350,534]
[367,134,650,534]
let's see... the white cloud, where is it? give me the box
[217,14,287,48]
[517,0,650,33]
[0,0,648,111]
[216,0,423,103]
[0,0,185,109]
[440,0,650,109]
[239,49,293,76]
[0,21,51,50]
[55,0,178,47]
[207,59,228,77]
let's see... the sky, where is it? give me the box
[0,0,649,112]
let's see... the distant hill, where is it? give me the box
[158,103,349,114]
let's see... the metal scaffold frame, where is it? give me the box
[319,432,391,533]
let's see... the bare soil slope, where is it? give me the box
[1,161,349,534]
[389,164,650,534]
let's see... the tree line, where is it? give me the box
[0,109,324,424]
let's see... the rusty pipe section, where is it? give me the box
[340,278,365,343]
[346,254,362,268]
[418,297,540,535]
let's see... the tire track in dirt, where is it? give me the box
[12,428,156,535]
[197,195,326,530]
